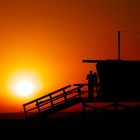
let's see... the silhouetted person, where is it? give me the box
[86,70,95,98]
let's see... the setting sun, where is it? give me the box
[15,81,34,97]
[8,70,42,99]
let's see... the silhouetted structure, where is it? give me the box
[81,31,140,111]
[23,84,87,119]
[82,59,140,111]
[23,59,140,120]
[96,60,140,101]
[23,31,140,123]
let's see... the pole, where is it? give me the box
[118,31,120,60]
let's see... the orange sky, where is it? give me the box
[0,0,140,112]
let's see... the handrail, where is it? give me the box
[23,84,87,118]
[23,84,71,106]
[38,86,84,105]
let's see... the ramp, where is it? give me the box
[23,84,87,119]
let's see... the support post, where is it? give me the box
[118,31,121,60]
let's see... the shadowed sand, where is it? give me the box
[0,111,139,139]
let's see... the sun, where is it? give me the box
[15,81,34,97]
[8,70,42,99]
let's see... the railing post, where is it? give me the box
[63,89,67,102]
[36,100,41,113]
[77,86,81,97]
[50,95,54,108]
[23,105,28,119]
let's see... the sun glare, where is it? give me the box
[8,70,42,99]
[15,81,34,97]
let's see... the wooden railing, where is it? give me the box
[23,84,87,118]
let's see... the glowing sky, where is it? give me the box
[0,0,140,112]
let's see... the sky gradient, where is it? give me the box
[0,0,140,112]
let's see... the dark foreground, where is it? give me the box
[0,111,139,139]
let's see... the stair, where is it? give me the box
[23,84,87,119]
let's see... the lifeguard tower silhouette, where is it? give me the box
[82,31,140,112]
[23,31,140,120]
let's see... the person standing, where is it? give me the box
[86,70,95,98]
